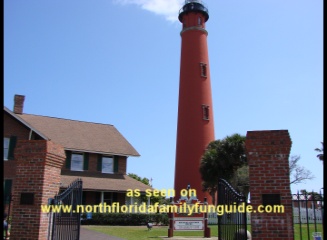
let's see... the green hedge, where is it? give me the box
[81,213,169,226]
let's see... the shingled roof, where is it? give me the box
[19,114,140,157]
[60,174,151,192]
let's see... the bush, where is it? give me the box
[81,213,168,226]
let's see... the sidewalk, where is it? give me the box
[80,226,125,240]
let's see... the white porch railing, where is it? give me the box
[207,208,323,225]
[292,207,323,224]
[207,212,251,225]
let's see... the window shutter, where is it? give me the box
[8,136,17,160]
[82,192,87,205]
[113,192,118,203]
[114,156,119,173]
[65,151,72,169]
[4,179,12,204]
[95,192,101,204]
[97,154,102,171]
[83,153,89,170]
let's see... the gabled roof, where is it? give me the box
[60,174,151,192]
[14,112,140,157]
[4,107,49,140]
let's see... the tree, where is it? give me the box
[315,142,324,162]
[235,155,314,191]
[199,140,224,205]
[299,190,323,203]
[235,165,250,201]
[127,173,164,204]
[200,134,314,204]
[307,191,323,201]
[233,155,314,201]
[289,155,315,185]
[199,133,247,205]
[128,173,151,186]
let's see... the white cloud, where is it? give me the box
[113,0,185,22]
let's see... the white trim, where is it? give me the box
[65,148,139,157]
[28,129,33,140]
[180,26,208,35]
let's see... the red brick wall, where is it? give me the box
[4,112,30,179]
[4,112,30,138]
[117,192,126,205]
[10,140,65,240]
[13,95,25,114]
[3,161,16,181]
[88,153,98,172]
[84,191,98,205]
[4,112,30,217]
[245,130,293,240]
[118,156,127,174]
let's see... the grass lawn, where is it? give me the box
[84,224,323,240]
[83,225,218,240]
[293,224,324,240]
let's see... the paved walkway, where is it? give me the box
[80,226,125,240]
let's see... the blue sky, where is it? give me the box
[4,0,323,195]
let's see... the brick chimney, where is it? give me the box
[14,94,25,114]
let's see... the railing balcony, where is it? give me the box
[178,0,209,22]
[183,0,208,9]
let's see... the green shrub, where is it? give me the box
[81,213,168,226]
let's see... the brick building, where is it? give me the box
[4,94,151,211]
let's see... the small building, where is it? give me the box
[4,94,151,211]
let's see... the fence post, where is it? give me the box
[203,197,210,238]
[168,197,174,238]
[10,140,66,240]
[245,130,293,240]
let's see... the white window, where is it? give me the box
[71,153,84,171]
[202,105,210,120]
[103,192,112,205]
[200,63,207,77]
[4,137,10,160]
[198,17,202,25]
[102,156,114,173]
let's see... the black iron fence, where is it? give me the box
[3,194,13,239]
[292,191,324,240]
[48,178,83,240]
[4,194,13,217]
[218,178,248,240]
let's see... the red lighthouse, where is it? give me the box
[174,0,215,203]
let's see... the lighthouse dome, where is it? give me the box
[178,0,209,23]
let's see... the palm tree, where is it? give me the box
[315,142,324,161]
[199,133,247,204]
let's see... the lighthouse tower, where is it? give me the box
[174,0,215,203]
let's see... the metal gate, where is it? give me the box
[292,191,324,240]
[218,178,247,240]
[48,178,83,240]
[4,194,13,239]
